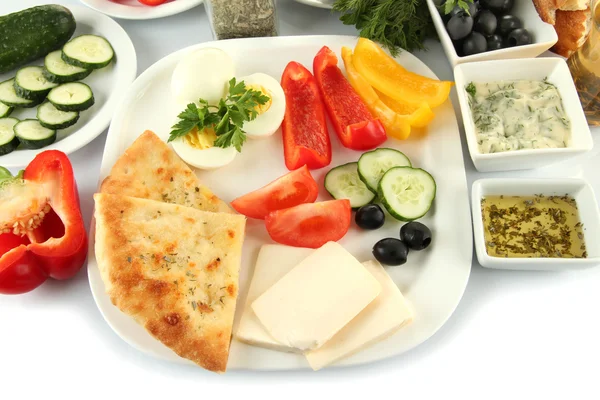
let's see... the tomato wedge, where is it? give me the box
[137,0,167,6]
[231,165,319,220]
[265,199,351,249]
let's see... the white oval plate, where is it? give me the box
[294,0,334,9]
[80,0,203,20]
[0,5,137,168]
[88,35,472,371]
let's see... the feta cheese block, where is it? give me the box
[305,260,414,371]
[251,241,382,352]
[235,245,313,352]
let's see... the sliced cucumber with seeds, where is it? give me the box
[0,79,39,108]
[0,102,13,118]
[37,102,79,130]
[14,66,58,100]
[43,50,93,84]
[0,117,20,156]
[48,82,94,112]
[378,167,436,221]
[62,35,114,69]
[358,148,412,194]
[325,162,376,209]
[14,119,57,149]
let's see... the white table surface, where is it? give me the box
[1,1,599,399]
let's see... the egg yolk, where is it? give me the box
[247,84,272,114]
[184,127,217,150]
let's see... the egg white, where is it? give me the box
[171,135,237,171]
[239,73,286,139]
[171,48,235,106]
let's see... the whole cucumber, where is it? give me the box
[0,5,76,74]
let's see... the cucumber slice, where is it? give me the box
[0,79,39,108]
[0,117,20,156]
[378,167,436,221]
[0,102,13,118]
[37,102,79,130]
[43,50,93,84]
[14,119,56,149]
[62,35,114,69]
[47,82,94,112]
[325,162,376,209]
[358,148,412,194]
[14,66,58,100]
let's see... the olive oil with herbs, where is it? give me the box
[481,194,587,259]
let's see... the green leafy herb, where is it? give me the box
[168,78,270,152]
[465,82,476,97]
[442,0,475,15]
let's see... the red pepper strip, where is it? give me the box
[281,61,332,170]
[313,46,387,151]
[0,151,88,295]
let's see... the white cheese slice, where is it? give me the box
[234,244,313,352]
[251,241,382,352]
[305,259,414,370]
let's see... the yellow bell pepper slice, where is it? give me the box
[341,47,411,140]
[353,38,454,109]
[374,89,435,128]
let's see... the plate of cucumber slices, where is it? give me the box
[0,4,137,167]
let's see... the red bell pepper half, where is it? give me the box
[280,61,332,170]
[313,46,387,151]
[0,151,88,295]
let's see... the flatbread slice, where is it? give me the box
[100,130,231,213]
[93,193,246,373]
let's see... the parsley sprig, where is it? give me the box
[168,78,270,152]
[441,0,475,15]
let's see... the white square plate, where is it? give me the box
[454,58,593,172]
[472,178,600,271]
[425,0,558,67]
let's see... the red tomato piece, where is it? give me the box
[313,46,387,151]
[231,165,319,220]
[265,199,351,249]
[137,0,167,6]
[281,61,332,170]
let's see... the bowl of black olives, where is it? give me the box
[425,0,558,66]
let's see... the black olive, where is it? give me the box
[462,32,487,56]
[373,238,409,266]
[400,222,432,251]
[507,28,533,46]
[497,14,522,36]
[486,34,504,50]
[480,0,514,14]
[473,10,497,36]
[446,13,474,40]
[355,204,385,230]
[449,3,478,18]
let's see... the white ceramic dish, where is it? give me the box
[0,5,137,168]
[454,57,593,173]
[294,0,334,9]
[472,178,600,271]
[87,35,473,371]
[80,0,203,20]
[425,0,558,67]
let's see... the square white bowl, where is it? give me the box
[454,57,594,172]
[472,178,600,271]
[425,0,558,67]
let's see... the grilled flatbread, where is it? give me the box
[93,193,246,373]
[100,130,231,213]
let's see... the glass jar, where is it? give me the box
[204,0,279,40]
[567,0,600,126]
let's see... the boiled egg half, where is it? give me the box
[171,126,237,170]
[171,47,235,107]
[239,73,286,139]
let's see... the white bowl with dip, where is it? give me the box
[455,58,594,172]
[472,178,600,271]
[425,0,558,67]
